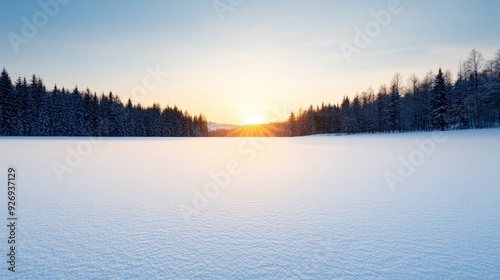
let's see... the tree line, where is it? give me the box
[2,49,499,138]
[282,49,500,136]
[0,70,208,137]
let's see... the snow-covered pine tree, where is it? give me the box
[389,84,400,133]
[431,68,448,131]
[82,89,94,136]
[493,50,500,125]
[0,68,15,135]
[351,96,362,134]
[341,96,354,134]
[48,85,60,136]
[361,88,377,133]
[288,112,296,136]
[199,113,209,137]
[376,85,389,133]
[124,98,136,136]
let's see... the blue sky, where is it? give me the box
[1,0,499,124]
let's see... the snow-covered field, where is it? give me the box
[1,129,499,279]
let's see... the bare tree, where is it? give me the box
[466,49,484,127]
[408,74,419,131]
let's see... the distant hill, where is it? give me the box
[207,122,240,132]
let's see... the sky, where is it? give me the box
[1,0,499,124]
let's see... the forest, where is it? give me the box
[1,49,499,137]
[0,70,209,137]
[213,49,500,137]
[278,49,500,136]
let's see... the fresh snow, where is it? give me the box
[1,129,499,279]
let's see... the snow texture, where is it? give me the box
[1,129,499,279]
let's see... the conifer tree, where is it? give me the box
[431,68,448,131]
[0,68,14,135]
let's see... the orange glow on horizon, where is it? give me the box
[226,124,277,137]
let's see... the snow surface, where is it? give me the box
[1,129,499,279]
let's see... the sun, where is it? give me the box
[242,114,264,125]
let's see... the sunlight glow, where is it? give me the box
[243,114,264,125]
